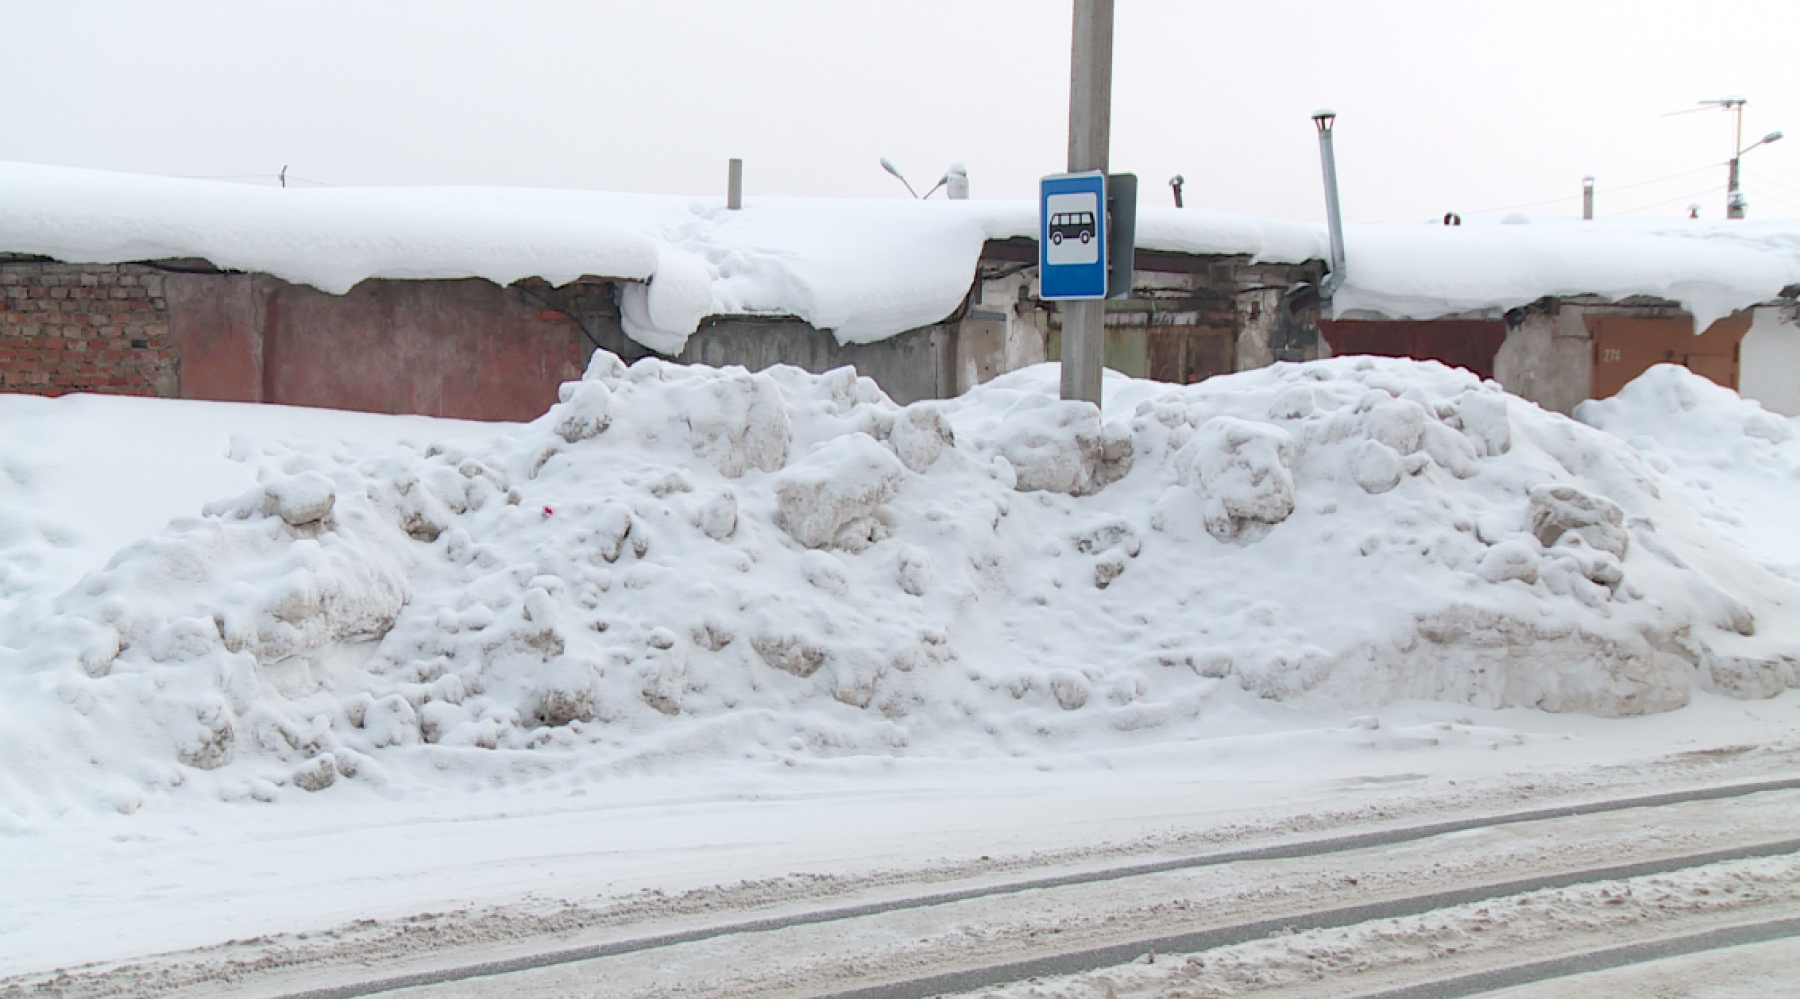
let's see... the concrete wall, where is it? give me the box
[680,317,953,405]
[1739,305,1800,416]
[1494,305,1594,415]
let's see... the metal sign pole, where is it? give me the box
[1061,0,1113,405]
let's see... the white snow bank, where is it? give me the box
[5,354,1798,820]
[1333,215,1800,332]
[1578,364,1800,580]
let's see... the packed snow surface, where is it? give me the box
[5,161,1796,354]
[4,353,1799,821]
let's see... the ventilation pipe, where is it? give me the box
[1583,175,1595,220]
[727,158,743,210]
[1312,110,1347,301]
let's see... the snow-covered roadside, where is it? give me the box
[3,354,1800,984]
[6,355,1800,826]
[4,710,1798,986]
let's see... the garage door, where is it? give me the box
[1588,313,1747,400]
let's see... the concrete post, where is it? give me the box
[1061,0,1113,406]
[728,158,743,211]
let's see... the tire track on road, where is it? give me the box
[267,777,1800,999]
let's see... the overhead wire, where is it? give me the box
[1614,184,1727,215]
[1467,162,1722,215]
[1744,170,1800,199]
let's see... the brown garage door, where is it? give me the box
[1588,313,1747,400]
[1318,319,1508,380]
[1147,325,1235,385]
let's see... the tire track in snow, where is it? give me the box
[1346,916,1800,999]
[811,845,1800,999]
[265,777,1800,999]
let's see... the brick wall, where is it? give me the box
[0,261,180,397]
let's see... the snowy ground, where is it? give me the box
[3,356,1800,992]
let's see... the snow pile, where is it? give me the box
[1577,364,1800,580]
[4,354,1799,818]
[1333,215,1800,332]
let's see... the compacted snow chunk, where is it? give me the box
[4,353,1799,815]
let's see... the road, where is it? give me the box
[17,763,1797,999]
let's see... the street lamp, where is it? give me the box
[1729,131,1783,219]
[879,158,965,199]
[879,157,920,199]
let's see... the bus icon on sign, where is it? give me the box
[1044,191,1101,265]
[1048,211,1095,246]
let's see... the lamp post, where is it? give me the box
[1729,130,1784,219]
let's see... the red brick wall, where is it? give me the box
[0,262,180,397]
[5,261,592,421]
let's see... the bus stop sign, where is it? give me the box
[1039,171,1108,300]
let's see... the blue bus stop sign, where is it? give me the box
[1039,171,1108,300]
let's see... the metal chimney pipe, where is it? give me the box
[1312,110,1347,300]
[1583,175,1595,220]
[728,158,743,210]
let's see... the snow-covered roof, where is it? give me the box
[3,161,1799,352]
[1333,215,1800,331]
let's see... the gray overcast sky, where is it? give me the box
[4,1,1798,223]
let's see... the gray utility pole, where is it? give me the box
[1060,0,1113,406]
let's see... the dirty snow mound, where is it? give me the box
[4,354,1798,817]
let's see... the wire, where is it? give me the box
[1744,170,1800,198]
[1614,184,1727,215]
[1467,162,1722,215]
[1746,189,1800,215]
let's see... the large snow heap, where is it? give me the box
[3,354,1798,815]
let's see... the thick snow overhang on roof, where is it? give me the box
[0,162,1323,354]
[3,161,1799,351]
[1330,216,1800,332]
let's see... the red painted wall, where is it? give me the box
[259,279,583,422]
[159,272,586,422]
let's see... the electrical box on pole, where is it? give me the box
[1105,172,1137,300]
